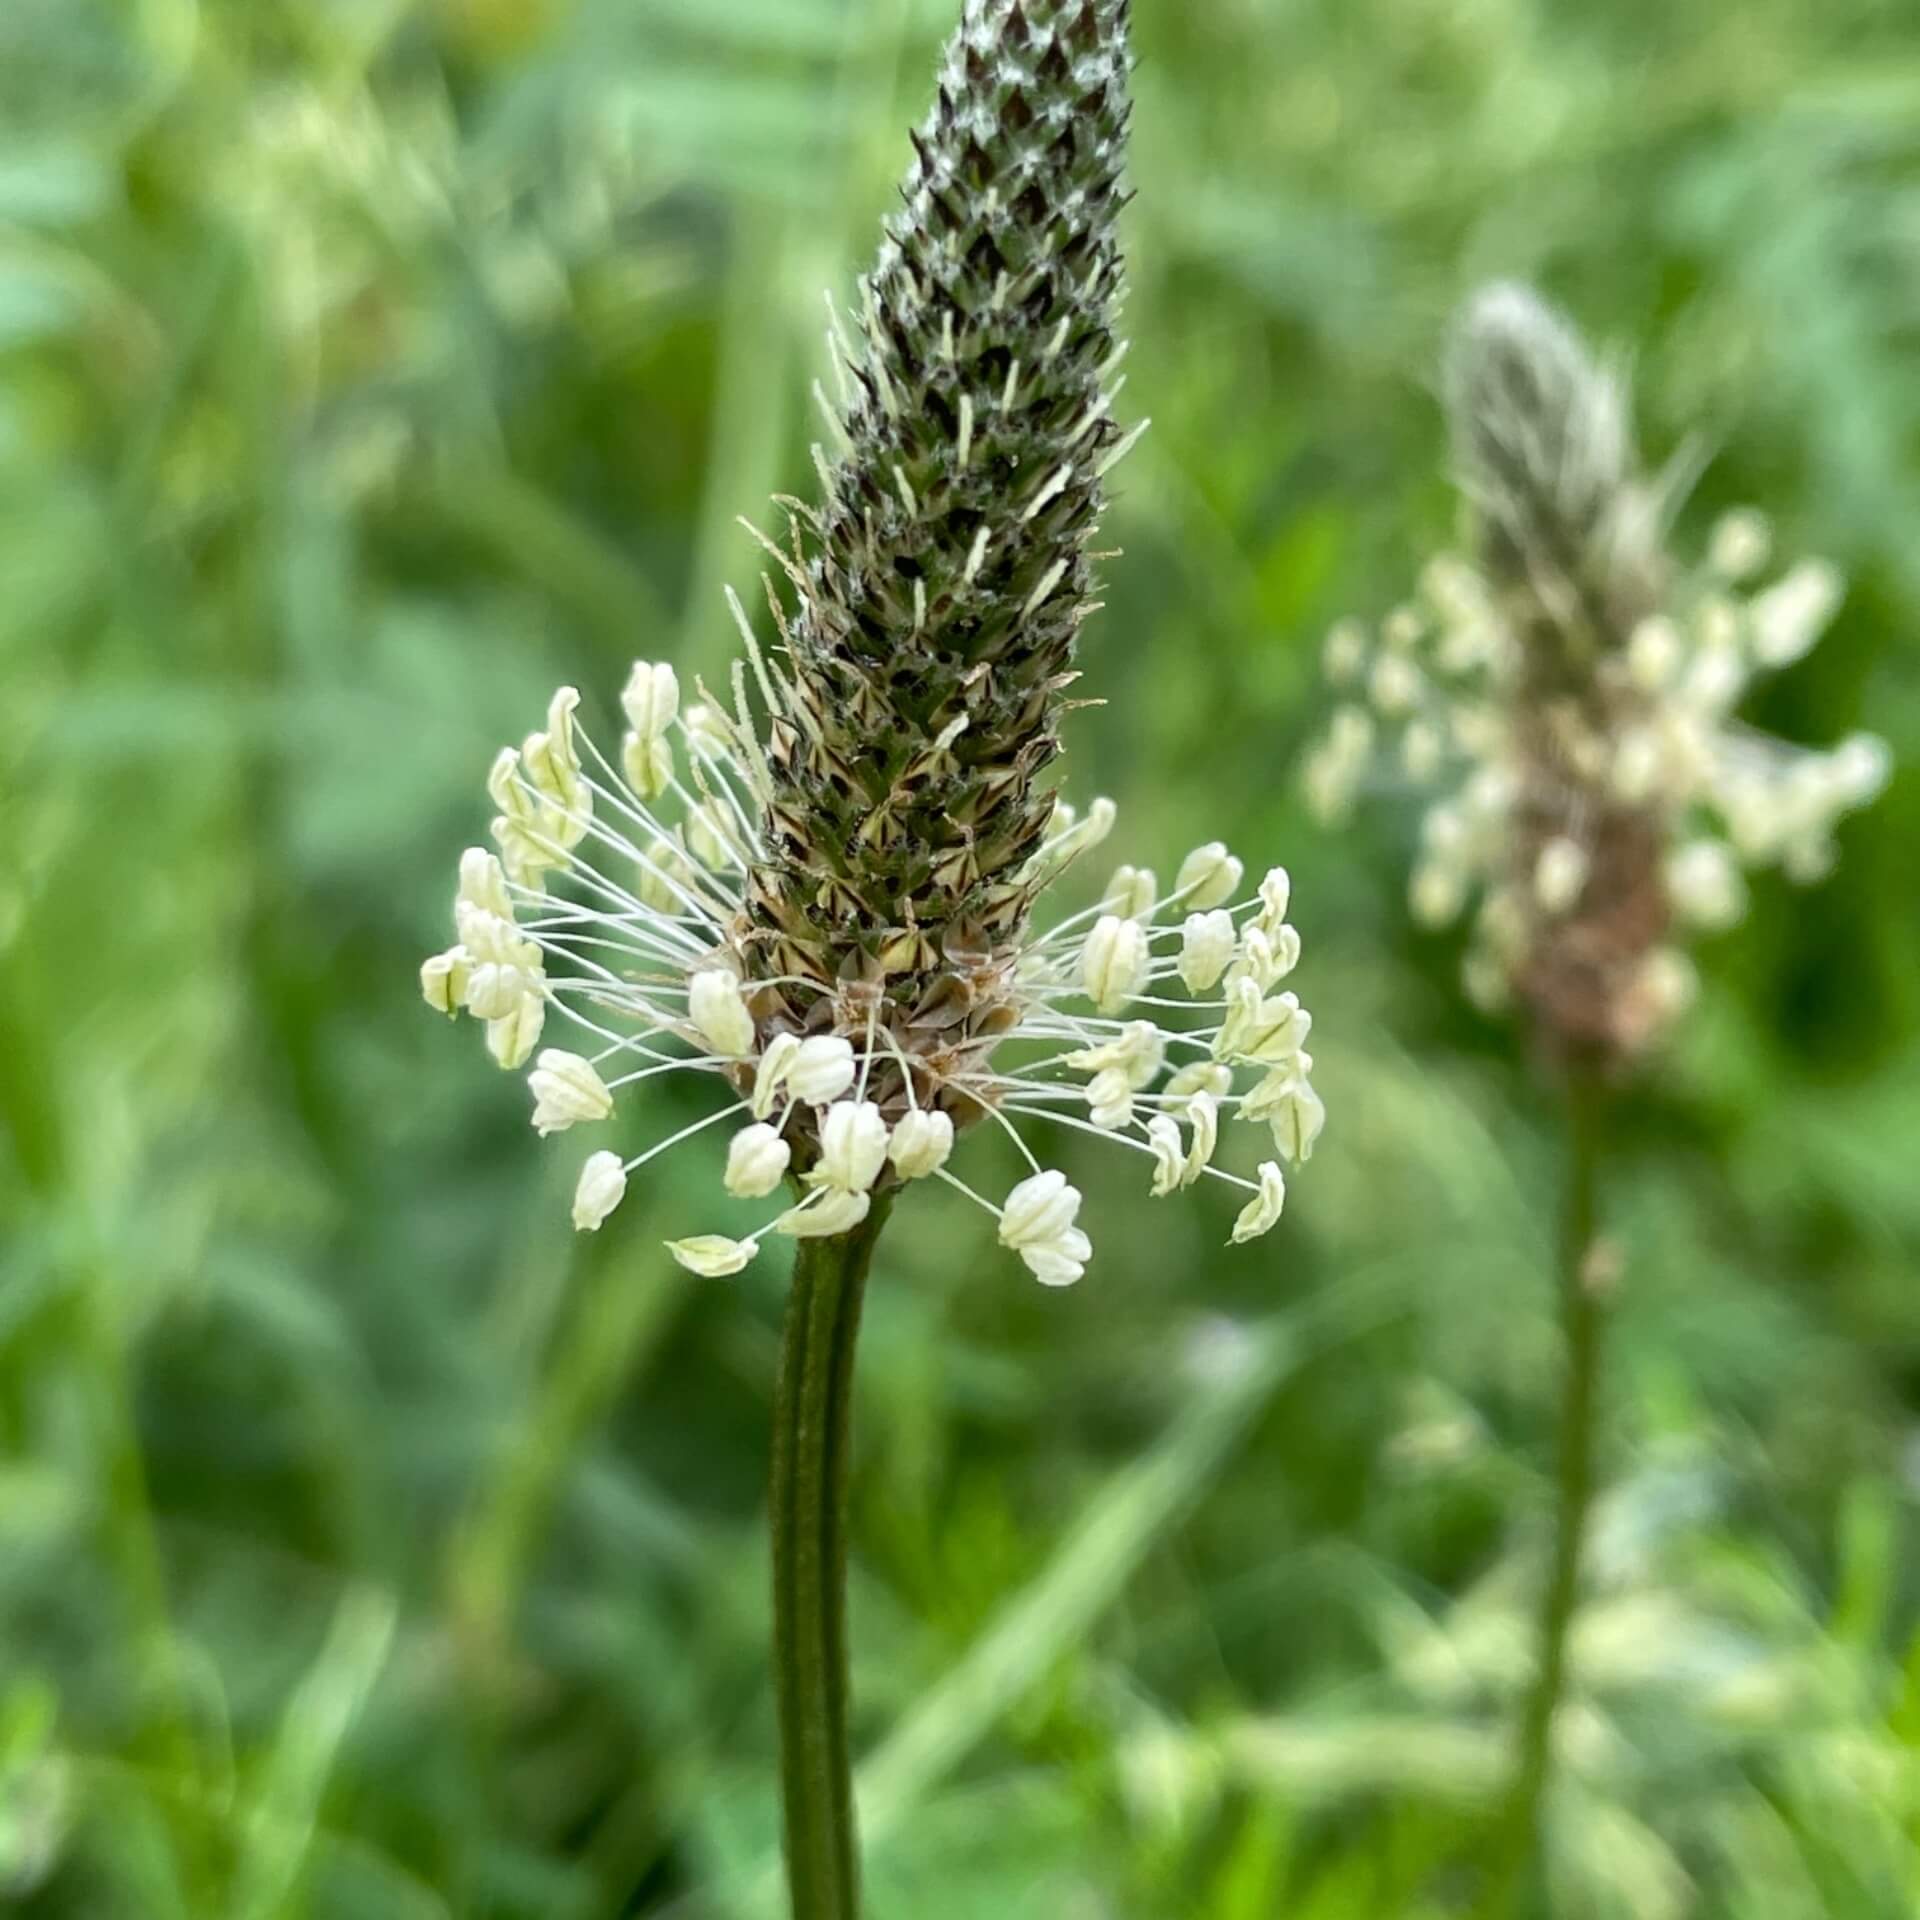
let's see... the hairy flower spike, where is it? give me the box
[745,0,1139,997]
[422,0,1324,1284]
[1309,282,1888,1061]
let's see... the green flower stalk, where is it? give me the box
[1306,284,1887,1908]
[422,3,1327,1914]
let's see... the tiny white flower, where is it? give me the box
[725,1123,792,1198]
[788,1035,857,1106]
[1086,1067,1135,1131]
[1179,910,1236,994]
[1165,1061,1232,1101]
[1228,923,1301,991]
[622,729,675,801]
[750,1034,804,1117]
[1082,914,1151,1014]
[486,995,545,1070]
[667,1234,758,1278]
[999,1170,1082,1251]
[458,847,515,920]
[812,1100,889,1194]
[1145,1116,1184,1197]
[777,1187,872,1238]
[529,1050,615,1135]
[1533,837,1589,916]
[1103,864,1158,921]
[1065,1021,1165,1089]
[522,687,591,820]
[887,1109,954,1180]
[688,969,755,1057]
[421,948,471,1016]
[621,660,680,740]
[1253,867,1292,936]
[1176,842,1244,911]
[1182,1093,1219,1186]
[1215,978,1311,1064]
[1021,1228,1092,1289]
[572,1150,628,1231]
[1246,1069,1325,1165]
[1230,1163,1286,1243]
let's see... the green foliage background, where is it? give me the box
[3,0,1918,1914]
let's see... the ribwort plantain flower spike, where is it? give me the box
[1305,281,1888,1063]
[422,0,1323,1283]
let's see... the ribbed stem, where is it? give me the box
[1489,1070,1607,1917]
[770,1197,895,1920]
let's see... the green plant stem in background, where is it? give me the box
[1490,1070,1608,1917]
[770,1197,895,1920]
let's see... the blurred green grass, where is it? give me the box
[2,0,1918,1914]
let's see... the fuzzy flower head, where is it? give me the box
[421,0,1320,1284]
[1306,283,1888,1061]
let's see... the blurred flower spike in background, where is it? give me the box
[1307,282,1889,1062]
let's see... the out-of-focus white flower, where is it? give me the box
[572,1151,628,1232]
[1533,837,1590,916]
[1749,559,1842,668]
[1323,619,1368,686]
[1666,840,1746,931]
[1709,509,1771,582]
